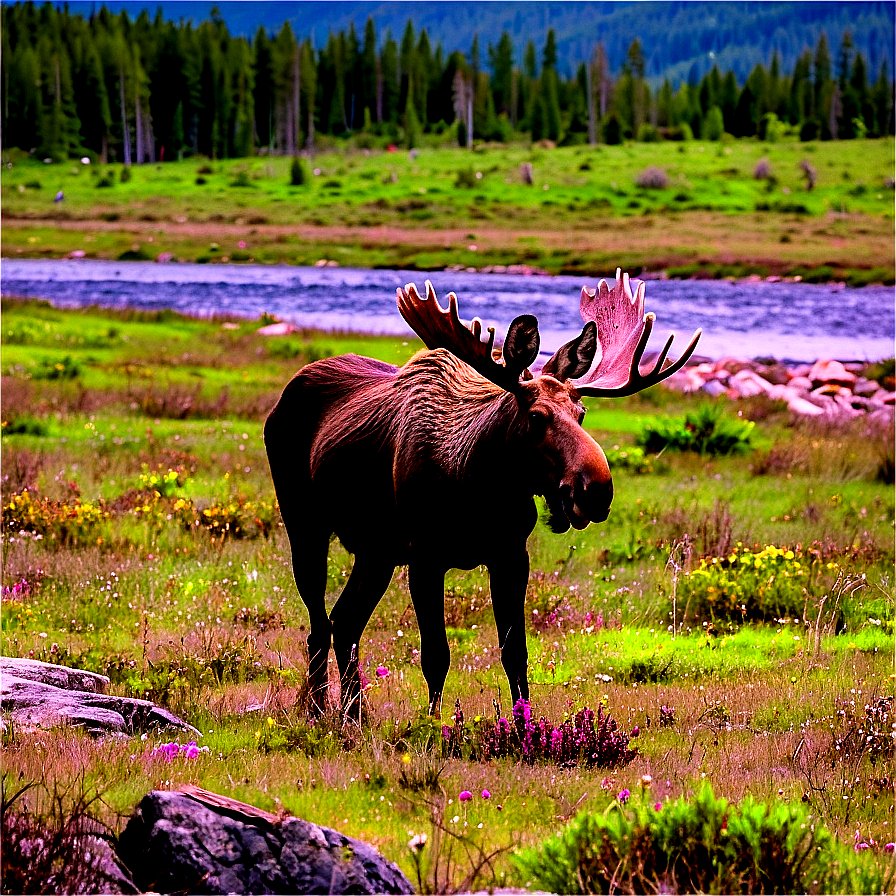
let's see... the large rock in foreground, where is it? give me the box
[0,657,197,736]
[117,787,414,895]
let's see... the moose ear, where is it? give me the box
[502,314,541,376]
[541,321,598,382]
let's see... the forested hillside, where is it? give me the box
[2,1,893,164]
[66,1,896,85]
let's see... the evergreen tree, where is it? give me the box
[488,31,514,118]
[253,27,274,149]
[361,18,377,124]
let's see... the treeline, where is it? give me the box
[2,2,893,164]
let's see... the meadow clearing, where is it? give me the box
[3,137,895,285]
[0,298,893,892]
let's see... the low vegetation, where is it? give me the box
[1,301,893,891]
[3,137,894,283]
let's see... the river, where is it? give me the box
[2,259,893,363]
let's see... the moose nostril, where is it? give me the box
[585,477,614,521]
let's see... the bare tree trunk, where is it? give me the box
[135,92,144,164]
[119,68,131,166]
[466,92,473,148]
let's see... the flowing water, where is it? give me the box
[2,259,894,362]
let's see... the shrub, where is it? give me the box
[455,167,477,189]
[119,166,132,183]
[441,699,637,769]
[30,355,82,381]
[635,166,668,189]
[681,543,813,623]
[636,123,661,143]
[2,490,108,546]
[754,157,773,180]
[1,416,48,437]
[230,168,252,187]
[290,156,307,186]
[636,405,754,456]
[514,784,886,895]
[603,444,655,474]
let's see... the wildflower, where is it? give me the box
[885,843,894,853]
[654,802,662,811]
[402,754,411,764]
[408,833,427,851]
[184,742,200,759]
[481,789,491,799]
[375,664,389,678]
[267,716,276,727]
[630,726,640,738]
[617,788,631,805]
[459,790,473,802]
[640,774,652,788]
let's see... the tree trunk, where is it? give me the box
[120,68,131,166]
[135,91,144,164]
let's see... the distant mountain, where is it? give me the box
[64,1,894,84]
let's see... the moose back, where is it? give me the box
[265,271,700,715]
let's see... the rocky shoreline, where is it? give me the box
[664,356,895,419]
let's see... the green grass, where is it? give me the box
[1,302,893,889]
[3,138,894,281]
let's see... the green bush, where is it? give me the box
[120,166,132,183]
[681,543,813,623]
[637,405,754,455]
[515,784,886,895]
[289,156,307,186]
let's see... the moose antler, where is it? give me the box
[397,281,537,391]
[572,269,701,397]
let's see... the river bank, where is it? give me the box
[2,140,894,285]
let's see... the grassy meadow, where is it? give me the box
[3,137,894,284]
[1,299,894,890]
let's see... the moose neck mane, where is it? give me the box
[396,349,524,476]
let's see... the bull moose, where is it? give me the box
[265,270,700,716]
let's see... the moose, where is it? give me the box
[265,270,700,716]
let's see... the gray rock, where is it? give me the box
[1,670,197,736]
[117,788,414,895]
[0,656,109,693]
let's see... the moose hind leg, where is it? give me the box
[330,555,395,718]
[289,535,332,716]
[409,562,450,716]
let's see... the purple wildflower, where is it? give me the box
[885,843,894,853]
[375,664,389,678]
[618,788,631,805]
[481,789,491,799]
[459,790,473,802]
[654,802,663,811]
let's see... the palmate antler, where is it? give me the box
[397,280,539,391]
[572,269,702,397]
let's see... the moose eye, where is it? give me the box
[528,408,548,435]
[578,410,586,426]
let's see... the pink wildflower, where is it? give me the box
[375,664,389,678]
[459,790,473,802]
[654,802,663,811]
[481,789,491,799]
[618,788,631,804]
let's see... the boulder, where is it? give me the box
[0,657,109,693]
[117,788,414,895]
[256,321,297,336]
[809,359,857,388]
[1,658,197,736]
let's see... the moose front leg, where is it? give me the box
[408,562,450,716]
[488,549,531,707]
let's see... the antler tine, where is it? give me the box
[573,269,702,397]
[397,280,519,390]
